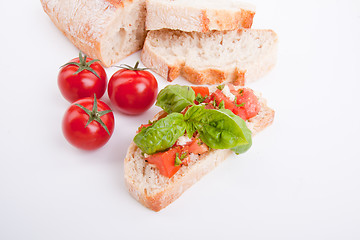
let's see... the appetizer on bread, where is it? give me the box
[125,84,274,211]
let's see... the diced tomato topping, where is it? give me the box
[179,138,209,165]
[211,89,236,111]
[191,86,210,98]
[145,137,210,177]
[192,86,210,104]
[209,85,260,120]
[231,107,247,120]
[143,84,260,178]
[137,123,152,133]
[187,138,209,154]
[233,88,260,120]
[202,94,214,104]
[146,146,182,178]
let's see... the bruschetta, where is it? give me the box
[124,84,274,211]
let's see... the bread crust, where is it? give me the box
[41,0,146,67]
[125,143,233,211]
[145,0,255,32]
[124,95,275,211]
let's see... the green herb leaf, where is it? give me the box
[156,85,195,113]
[195,93,207,103]
[133,113,186,154]
[213,100,217,108]
[218,100,225,109]
[217,84,225,90]
[185,119,197,138]
[174,153,182,166]
[180,152,187,160]
[184,105,248,149]
[217,109,252,154]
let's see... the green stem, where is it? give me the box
[60,52,101,79]
[114,61,151,71]
[74,94,112,135]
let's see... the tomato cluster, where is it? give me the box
[58,52,158,150]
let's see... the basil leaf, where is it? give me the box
[184,105,248,149]
[218,109,252,154]
[156,85,195,113]
[134,113,186,154]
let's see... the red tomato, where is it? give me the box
[191,86,210,97]
[233,88,260,120]
[180,138,209,165]
[203,94,214,104]
[212,89,236,111]
[58,52,107,103]
[210,87,260,120]
[231,106,247,120]
[108,62,158,115]
[192,86,210,104]
[186,138,209,154]
[62,96,115,150]
[137,123,152,133]
[146,147,182,178]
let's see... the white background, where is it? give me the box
[1,0,360,239]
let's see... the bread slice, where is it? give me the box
[146,0,256,32]
[124,93,275,211]
[41,0,147,67]
[141,29,278,85]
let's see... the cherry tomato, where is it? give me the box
[62,95,115,150]
[58,52,107,103]
[108,62,158,115]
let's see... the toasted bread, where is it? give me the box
[124,91,274,211]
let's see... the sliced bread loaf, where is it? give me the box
[41,0,147,67]
[141,29,278,85]
[146,0,256,32]
[124,92,275,211]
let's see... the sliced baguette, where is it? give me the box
[141,29,278,85]
[41,0,147,67]
[124,92,275,211]
[146,0,256,32]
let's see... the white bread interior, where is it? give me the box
[41,0,147,67]
[141,29,278,85]
[146,0,256,32]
